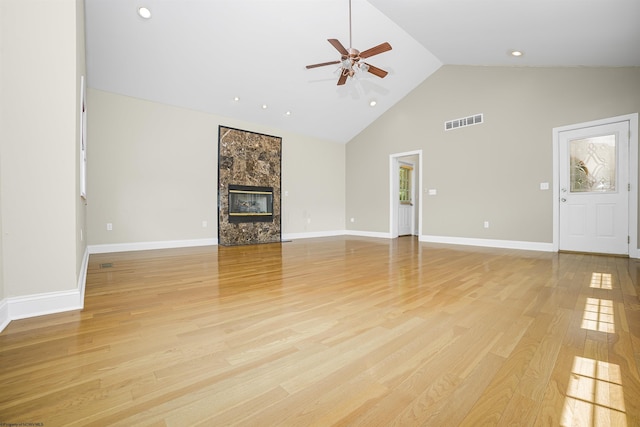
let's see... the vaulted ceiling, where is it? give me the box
[85,0,640,144]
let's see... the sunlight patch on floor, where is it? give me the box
[561,356,626,426]
[590,272,612,290]
[581,298,615,333]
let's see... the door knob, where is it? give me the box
[561,198,567,202]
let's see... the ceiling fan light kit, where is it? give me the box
[306,0,392,86]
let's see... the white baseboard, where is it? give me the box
[0,246,90,334]
[0,299,9,333]
[0,286,84,334]
[284,230,394,240]
[420,235,554,252]
[7,288,84,321]
[282,230,346,240]
[88,238,218,254]
[344,230,392,239]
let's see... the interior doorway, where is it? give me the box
[398,160,415,236]
[389,150,423,239]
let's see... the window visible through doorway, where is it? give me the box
[399,165,412,204]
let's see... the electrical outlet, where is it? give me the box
[484,221,489,229]
[106,223,113,231]
[350,217,355,223]
[202,220,208,228]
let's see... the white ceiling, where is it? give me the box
[85,0,640,144]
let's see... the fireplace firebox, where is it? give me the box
[228,184,274,223]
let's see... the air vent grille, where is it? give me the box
[445,114,483,131]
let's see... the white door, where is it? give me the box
[398,162,414,236]
[398,204,412,236]
[559,121,629,255]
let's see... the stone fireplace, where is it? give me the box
[218,126,281,246]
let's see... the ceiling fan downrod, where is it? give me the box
[348,0,353,50]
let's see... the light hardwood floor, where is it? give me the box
[1,236,639,426]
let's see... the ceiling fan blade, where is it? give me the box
[364,63,388,78]
[306,60,341,69]
[359,42,392,59]
[328,39,349,56]
[337,70,349,85]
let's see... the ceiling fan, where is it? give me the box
[306,0,392,85]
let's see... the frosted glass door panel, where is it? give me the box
[570,135,616,193]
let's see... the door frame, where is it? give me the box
[389,150,423,239]
[552,113,639,256]
[397,159,416,236]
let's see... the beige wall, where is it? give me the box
[346,66,640,243]
[281,128,345,234]
[0,0,84,298]
[86,90,345,246]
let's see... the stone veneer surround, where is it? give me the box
[218,126,282,245]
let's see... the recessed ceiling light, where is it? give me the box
[285,111,291,116]
[233,96,240,102]
[138,7,151,19]
[369,100,377,107]
[261,104,268,109]
[509,50,524,57]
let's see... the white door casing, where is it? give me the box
[389,151,423,239]
[553,114,638,256]
[398,161,415,236]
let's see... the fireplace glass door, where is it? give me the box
[228,185,273,223]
